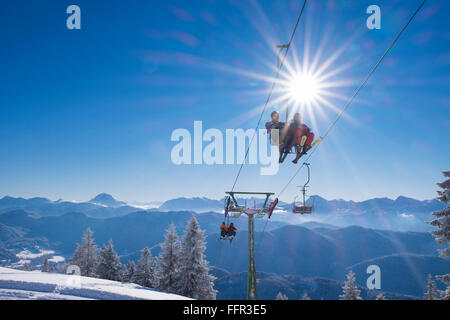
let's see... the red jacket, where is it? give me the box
[289,122,310,138]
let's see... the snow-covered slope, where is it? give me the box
[0,267,190,300]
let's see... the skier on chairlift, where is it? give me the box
[220,222,228,239]
[227,223,237,240]
[284,113,315,164]
[265,111,287,154]
[265,111,285,134]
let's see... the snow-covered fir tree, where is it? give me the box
[177,216,217,300]
[340,270,362,300]
[424,274,439,300]
[96,239,123,281]
[42,257,49,272]
[70,228,99,277]
[301,292,311,300]
[122,261,136,283]
[156,223,182,293]
[276,292,288,300]
[427,171,450,300]
[133,247,155,288]
[439,280,450,300]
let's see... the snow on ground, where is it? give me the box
[0,267,190,300]
[11,247,66,268]
[48,256,65,263]
[16,248,55,260]
[0,288,91,300]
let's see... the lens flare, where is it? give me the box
[288,73,321,104]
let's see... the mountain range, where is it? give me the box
[0,193,444,232]
[160,195,444,232]
[204,225,448,295]
[0,209,284,255]
[0,207,447,297]
[213,271,418,300]
[0,194,138,218]
[0,192,447,298]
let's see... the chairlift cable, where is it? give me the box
[230,0,308,192]
[276,0,427,199]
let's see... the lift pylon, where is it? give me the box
[225,191,275,300]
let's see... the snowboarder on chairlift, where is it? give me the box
[285,113,315,164]
[220,222,228,239]
[227,223,237,239]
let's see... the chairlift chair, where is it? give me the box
[292,163,313,214]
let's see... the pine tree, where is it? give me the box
[276,292,288,300]
[438,278,450,300]
[177,216,217,300]
[436,274,450,300]
[156,223,182,293]
[133,247,155,288]
[123,261,136,283]
[70,228,99,277]
[301,292,311,300]
[96,239,123,281]
[42,258,49,272]
[340,270,362,300]
[424,274,439,300]
[427,171,450,299]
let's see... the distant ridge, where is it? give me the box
[88,193,126,207]
[159,197,224,212]
[0,195,141,219]
[0,193,444,231]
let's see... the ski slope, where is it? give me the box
[0,267,190,300]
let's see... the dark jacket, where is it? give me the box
[265,121,285,133]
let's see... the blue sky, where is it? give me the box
[0,0,448,203]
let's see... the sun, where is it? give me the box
[288,73,321,104]
[220,15,357,129]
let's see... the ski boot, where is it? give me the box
[292,145,303,164]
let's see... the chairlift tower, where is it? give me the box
[225,191,275,300]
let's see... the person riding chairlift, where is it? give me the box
[220,222,228,239]
[265,111,287,149]
[265,111,285,134]
[227,223,237,239]
[285,113,315,164]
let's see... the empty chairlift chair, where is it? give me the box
[292,163,313,215]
